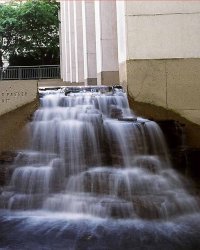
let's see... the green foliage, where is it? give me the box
[0,0,60,66]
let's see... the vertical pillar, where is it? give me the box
[68,1,76,83]
[60,1,71,83]
[116,0,127,90]
[74,1,84,84]
[95,0,119,86]
[59,1,65,80]
[82,1,97,85]
[65,1,71,83]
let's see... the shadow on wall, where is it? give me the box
[0,100,39,153]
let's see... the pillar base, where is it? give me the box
[97,71,119,86]
[85,78,97,86]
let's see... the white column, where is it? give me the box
[68,1,76,83]
[59,1,65,80]
[74,1,84,83]
[95,0,119,86]
[65,1,71,82]
[60,1,71,82]
[116,0,127,89]
[116,0,126,64]
[82,1,97,85]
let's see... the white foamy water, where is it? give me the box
[0,90,199,222]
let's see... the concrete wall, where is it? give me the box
[0,100,38,152]
[0,80,38,152]
[0,80,38,116]
[127,59,200,125]
[116,1,200,126]
[123,1,200,60]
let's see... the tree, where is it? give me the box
[0,0,60,66]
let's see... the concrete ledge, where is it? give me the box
[38,79,65,87]
[38,79,86,87]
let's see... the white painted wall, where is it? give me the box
[0,80,38,116]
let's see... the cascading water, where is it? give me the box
[0,87,200,249]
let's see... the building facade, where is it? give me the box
[60,0,200,130]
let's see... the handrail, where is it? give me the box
[2,65,60,68]
[0,65,60,80]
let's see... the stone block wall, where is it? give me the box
[126,59,200,126]
[0,80,38,152]
[0,80,38,116]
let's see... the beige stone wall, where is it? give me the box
[0,100,38,152]
[126,13,200,60]
[121,1,200,60]
[0,80,38,116]
[116,1,200,127]
[126,58,200,126]
[125,1,200,15]
[97,71,119,86]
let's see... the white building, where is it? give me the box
[60,1,200,128]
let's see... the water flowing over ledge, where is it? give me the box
[0,87,200,249]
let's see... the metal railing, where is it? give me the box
[0,65,60,80]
